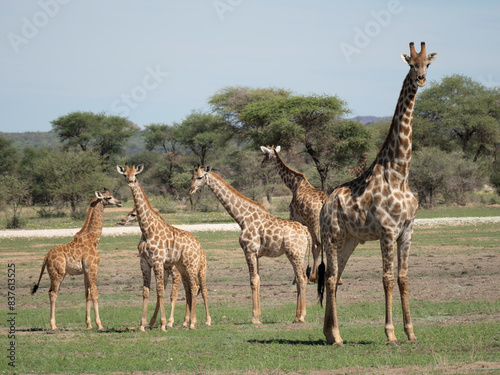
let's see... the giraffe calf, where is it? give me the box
[31,189,122,331]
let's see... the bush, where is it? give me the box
[6,214,26,229]
[37,207,66,218]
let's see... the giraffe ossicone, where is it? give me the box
[319,42,437,346]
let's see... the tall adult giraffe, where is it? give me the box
[117,164,211,331]
[117,206,182,329]
[190,166,311,324]
[319,42,437,346]
[32,189,122,330]
[260,145,329,284]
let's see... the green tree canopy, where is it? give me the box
[142,123,179,153]
[0,136,20,176]
[415,75,500,161]
[51,111,138,159]
[175,111,234,166]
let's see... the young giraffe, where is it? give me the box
[319,42,437,346]
[117,164,211,331]
[348,153,368,178]
[260,145,341,285]
[31,189,122,330]
[190,165,312,324]
[118,206,182,329]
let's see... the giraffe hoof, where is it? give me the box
[386,341,399,347]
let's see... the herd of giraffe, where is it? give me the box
[32,42,437,346]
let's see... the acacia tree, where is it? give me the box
[236,93,371,192]
[174,111,234,166]
[51,111,138,159]
[415,75,500,161]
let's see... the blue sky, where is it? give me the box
[1,0,499,133]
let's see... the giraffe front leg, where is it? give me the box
[181,276,191,328]
[87,269,103,331]
[187,274,199,330]
[397,233,418,343]
[287,253,307,323]
[153,261,167,332]
[381,238,398,345]
[245,252,261,324]
[139,257,151,332]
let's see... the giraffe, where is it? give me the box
[31,189,123,330]
[318,42,437,346]
[117,164,210,331]
[348,153,368,178]
[260,145,336,285]
[118,206,182,329]
[189,165,312,324]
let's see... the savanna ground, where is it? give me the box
[0,206,499,374]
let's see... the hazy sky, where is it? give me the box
[1,0,499,133]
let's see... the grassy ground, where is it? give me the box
[1,223,499,374]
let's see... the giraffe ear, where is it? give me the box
[427,52,438,64]
[260,146,269,154]
[116,165,126,175]
[275,145,281,153]
[135,164,144,174]
[400,53,411,65]
[205,165,212,173]
[95,191,104,199]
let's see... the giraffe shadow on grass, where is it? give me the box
[247,338,375,346]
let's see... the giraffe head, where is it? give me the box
[95,188,123,207]
[118,208,137,225]
[189,165,211,195]
[116,164,144,186]
[400,42,437,87]
[260,145,281,168]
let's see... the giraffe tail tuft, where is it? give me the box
[31,255,48,295]
[317,261,325,307]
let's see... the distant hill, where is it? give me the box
[352,116,391,124]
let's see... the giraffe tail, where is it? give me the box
[317,237,326,307]
[31,255,48,295]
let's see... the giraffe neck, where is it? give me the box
[129,182,161,237]
[76,198,104,242]
[273,151,304,193]
[206,172,267,228]
[373,72,418,177]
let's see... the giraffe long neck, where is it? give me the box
[273,152,304,193]
[206,172,267,228]
[76,198,104,243]
[129,182,160,237]
[373,72,418,179]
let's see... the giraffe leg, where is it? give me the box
[148,264,170,329]
[181,275,191,328]
[167,266,181,328]
[308,235,321,284]
[87,268,103,331]
[187,274,199,330]
[198,264,211,326]
[84,273,92,329]
[286,251,307,323]
[139,257,151,332]
[381,237,398,345]
[245,252,261,324]
[48,275,63,331]
[153,261,167,332]
[397,232,418,343]
[322,237,344,346]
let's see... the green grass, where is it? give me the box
[415,205,500,219]
[1,224,499,374]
